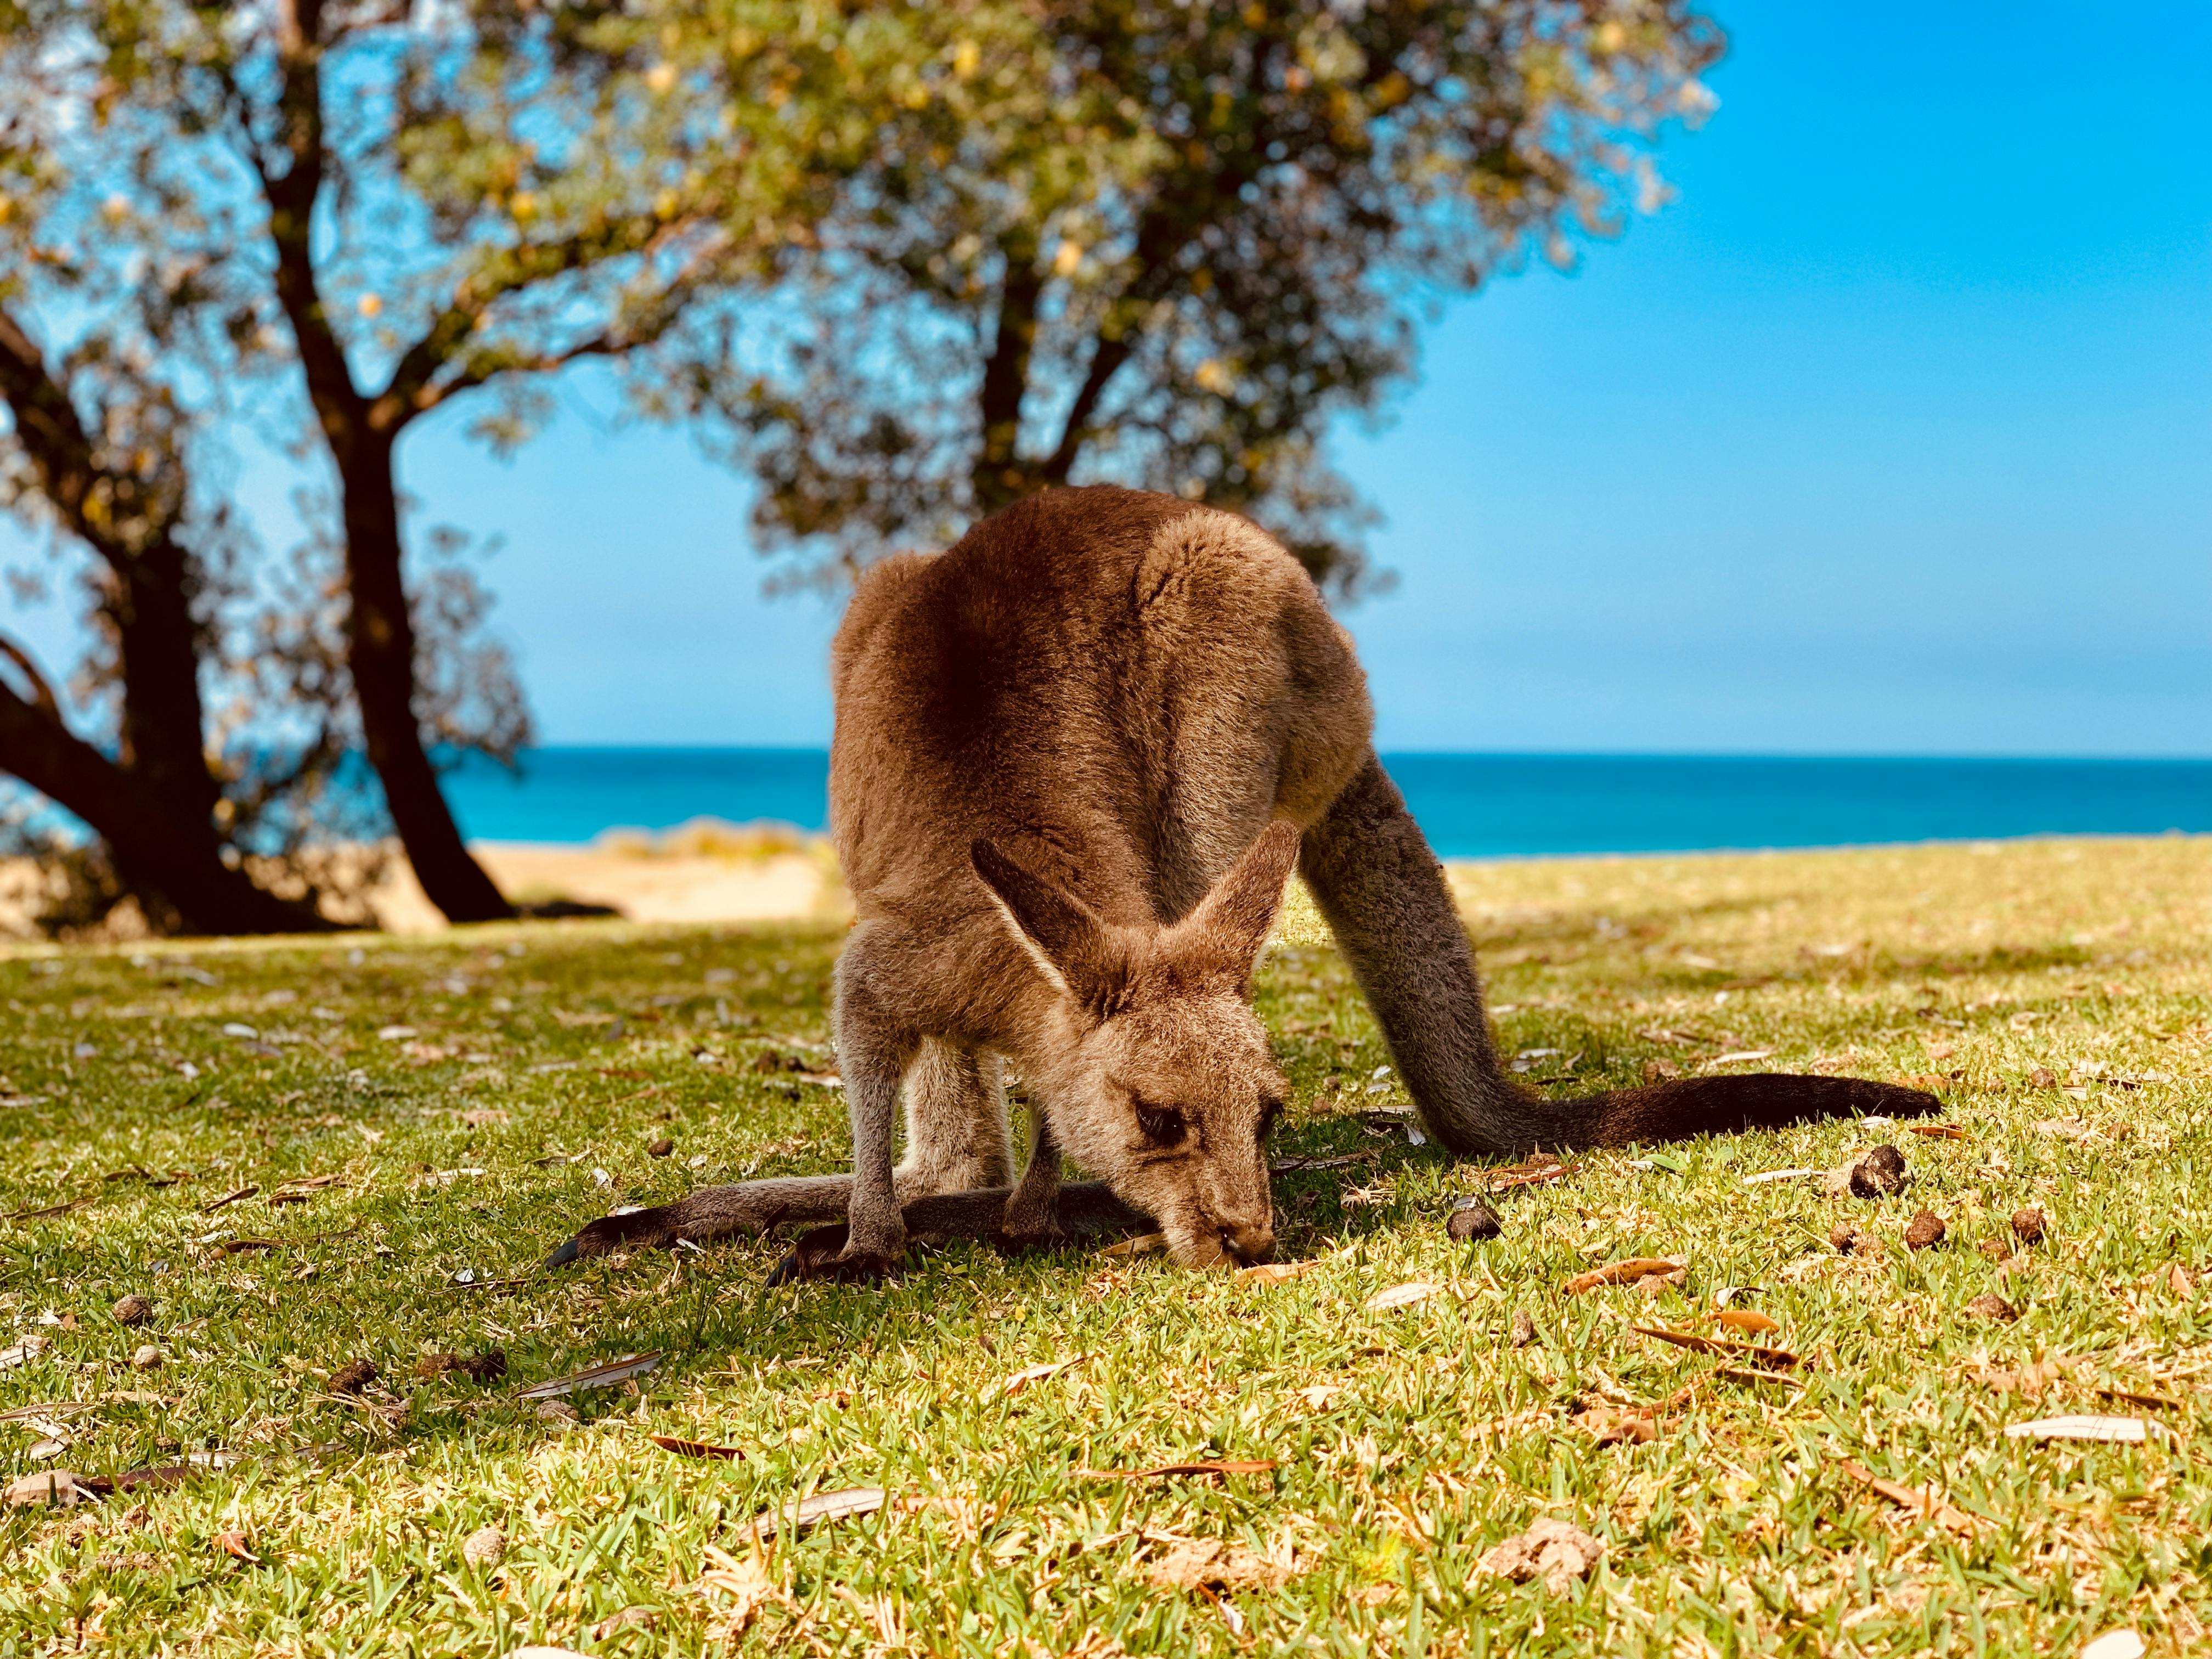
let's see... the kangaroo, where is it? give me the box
[551,486,1937,1277]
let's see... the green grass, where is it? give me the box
[2,836,2208,1657]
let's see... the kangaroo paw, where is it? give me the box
[544,1204,676,1267]
[766,1224,905,1285]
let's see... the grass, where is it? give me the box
[1,834,2208,1658]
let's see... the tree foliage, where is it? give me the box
[0,0,896,924]
[660,0,1722,594]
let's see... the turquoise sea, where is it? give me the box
[440,749,2212,860]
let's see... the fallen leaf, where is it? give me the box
[515,1351,663,1400]
[1364,1280,1442,1312]
[2005,1415,2147,1444]
[1835,1458,1975,1533]
[1472,1518,1605,1595]
[1145,1538,1295,1593]
[1708,1049,1775,1067]
[4,1468,93,1507]
[1563,1257,1684,1296]
[1632,1326,1800,1369]
[199,1185,258,1213]
[750,1486,886,1537]
[2034,1117,2097,1142]
[1742,1167,1820,1187]
[2096,1385,2184,1412]
[999,1356,1085,1396]
[1709,1309,1780,1336]
[2168,1263,2197,1296]
[1098,1233,1166,1257]
[1482,1156,1577,1192]
[0,1334,50,1368]
[1585,1407,1657,1446]
[650,1434,747,1460]
[2080,1630,2146,1659]
[1906,1122,1967,1141]
[1237,1258,1324,1285]
[1076,1459,1276,1483]
[215,1530,261,1563]
[1978,1356,2075,1398]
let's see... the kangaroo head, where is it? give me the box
[970,820,1301,1268]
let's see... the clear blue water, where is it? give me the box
[441,748,2212,859]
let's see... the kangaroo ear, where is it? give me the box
[971,839,1113,1004]
[1178,820,1302,989]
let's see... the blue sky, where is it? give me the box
[10,1,2210,755]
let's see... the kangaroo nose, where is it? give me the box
[1220,1220,1275,1267]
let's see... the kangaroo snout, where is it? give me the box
[1218,1215,1275,1267]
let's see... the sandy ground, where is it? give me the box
[367,842,842,931]
[0,841,843,938]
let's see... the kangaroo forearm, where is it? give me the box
[551,1176,1152,1264]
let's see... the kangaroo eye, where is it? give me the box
[1134,1099,1186,1147]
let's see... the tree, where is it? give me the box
[0,0,895,923]
[679,0,1721,595]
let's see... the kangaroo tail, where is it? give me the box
[546,1175,1148,1266]
[1297,753,1939,1155]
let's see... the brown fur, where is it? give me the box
[552,486,1936,1276]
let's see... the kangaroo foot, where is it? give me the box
[765,1224,905,1286]
[544,1204,675,1266]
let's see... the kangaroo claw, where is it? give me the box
[766,1224,902,1285]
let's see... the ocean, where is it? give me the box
[440,748,2212,860]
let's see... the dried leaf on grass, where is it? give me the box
[4,1469,94,1507]
[2080,1631,2146,1659]
[1145,1538,1296,1594]
[1563,1257,1684,1296]
[749,1486,886,1537]
[650,1434,746,1461]
[2095,1384,2184,1412]
[1584,1407,1657,1446]
[1708,1310,1780,1337]
[1483,1156,1577,1193]
[999,1355,1085,1396]
[1238,1258,1325,1286]
[1977,1356,2076,1398]
[2004,1415,2148,1444]
[1077,1459,1276,1483]
[1906,1122,1968,1141]
[215,1530,261,1563]
[1098,1233,1165,1258]
[515,1351,662,1400]
[1471,1518,1605,1595]
[199,1186,258,1214]
[1364,1280,1442,1312]
[1634,1327,1801,1369]
[1836,1458,1976,1533]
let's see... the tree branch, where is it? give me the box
[0,634,60,721]
[0,306,127,563]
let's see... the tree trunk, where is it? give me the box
[0,689,329,935]
[104,540,221,827]
[337,431,515,923]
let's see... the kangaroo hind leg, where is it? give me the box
[895,1039,1014,1201]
